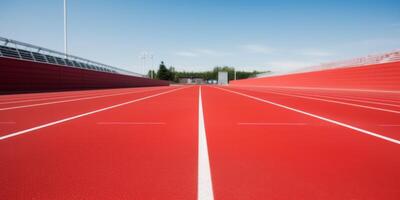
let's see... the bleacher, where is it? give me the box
[0,37,143,77]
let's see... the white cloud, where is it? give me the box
[196,49,231,56]
[266,60,317,69]
[298,49,334,57]
[359,38,400,46]
[242,44,274,54]
[174,49,231,57]
[175,51,199,57]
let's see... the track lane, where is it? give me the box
[233,87,400,113]
[202,86,400,200]
[0,88,138,102]
[0,86,174,137]
[227,86,400,141]
[0,87,167,108]
[0,87,166,111]
[0,86,198,199]
[262,87,400,106]
[232,85,400,102]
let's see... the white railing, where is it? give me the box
[0,36,144,77]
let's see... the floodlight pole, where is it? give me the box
[64,0,68,59]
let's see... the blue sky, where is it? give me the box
[1,0,399,74]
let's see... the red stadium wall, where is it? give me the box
[0,57,168,92]
[230,61,400,91]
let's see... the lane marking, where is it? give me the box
[96,122,166,125]
[338,96,400,104]
[242,88,400,114]
[283,92,400,108]
[0,89,123,102]
[257,88,400,108]
[262,87,400,104]
[0,88,164,105]
[0,122,16,124]
[0,88,164,111]
[0,91,119,105]
[379,124,400,127]
[231,85,400,94]
[0,87,186,141]
[238,122,307,126]
[198,86,214,200]
[214,86,400,145]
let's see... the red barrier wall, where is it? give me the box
[230,61,400,91]
[0,57,168,92]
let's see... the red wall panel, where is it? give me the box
[0,57,168,93]
[230,62,400,91]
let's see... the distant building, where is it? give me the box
[178,77,206,84]
[218,71,228,85]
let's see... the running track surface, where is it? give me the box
[0,85,399,199]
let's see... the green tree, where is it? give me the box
[156,61,170,80]
[147,70,156,79]
[168,66,176,81]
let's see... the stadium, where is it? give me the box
[1,0,399,199]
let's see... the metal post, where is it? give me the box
[150,54,154,74]
[64,0,68,59]
[234,69,237,80]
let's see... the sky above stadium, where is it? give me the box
[1,0,399,74]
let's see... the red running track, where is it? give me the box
[1,85,400,199]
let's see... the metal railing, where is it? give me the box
[0,36,144,77]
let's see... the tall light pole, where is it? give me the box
[140,52,147,75]
[64,0,68,59]
[149,54,154,78]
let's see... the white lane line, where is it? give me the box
[340,96,400,104]
[238,122,307,126]
[0,90,117,102]
[231,85,400,94]
[0,88,163,111]
[198,86,214,200]
[265,90,400,108]
[0,122,16,124]
[0,91,115,105]
[96,122,166,125]
[215,87,400,145]
[0,87,186,141]
[247,89,400,114]
[379,124,400,127]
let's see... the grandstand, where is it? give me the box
[0,37,168,92]
[0,37,142,77]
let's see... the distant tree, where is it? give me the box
[154,63,267,82]
[168,66,176,81]
[156,61,170,80]
[147,70,156,79]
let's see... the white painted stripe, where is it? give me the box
[215,87,400,145]
[252,89,400,114]
[379,124,400,127]
[0,88,163,111]
[0,87,186,141]
[279,92,400,108]
[0,122,16,124]
[238,122,307,126]
[0,91,113,105]
[96,122,166,125]
[197,86,214,200]
[342,96,400,104]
